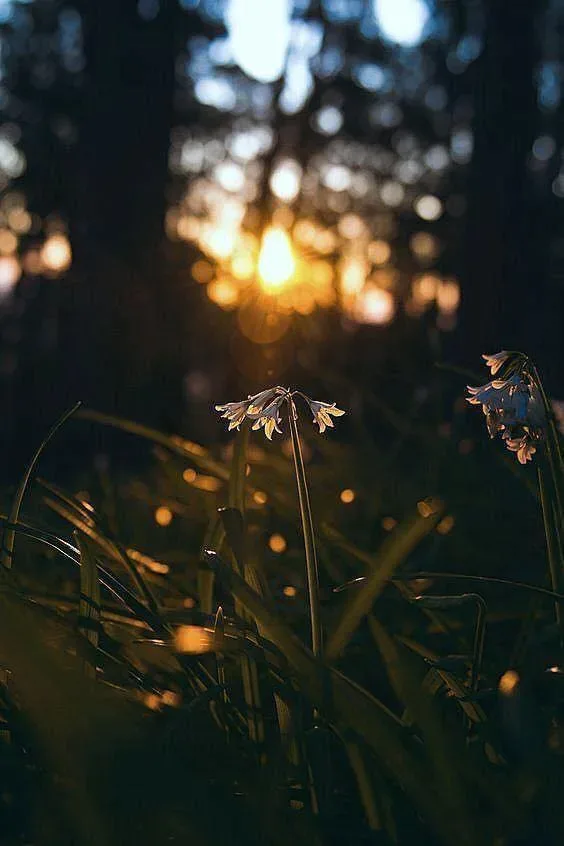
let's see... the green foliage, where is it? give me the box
[0,397,563,845]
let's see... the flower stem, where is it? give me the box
[288,397,323,657]
[538,465,564,643]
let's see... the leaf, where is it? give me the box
[342,738,382,832]
[204,548,483,846]
[77,408,229,480]
[219,507,268,753]
[41,479,162,617]
[1,401,81,570]
[228,424,249,515]
[368,616,478,844]
[325,503,444,661]
[77,533,102,678]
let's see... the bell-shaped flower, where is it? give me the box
[482,351,511,376]
[503,434,537,465]
[251,395,285,441]
[466,356,546,464]
[306,399,346,434]
[215,387,345,439]
[215,387,282,432]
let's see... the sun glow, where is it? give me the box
[257,226,296,291]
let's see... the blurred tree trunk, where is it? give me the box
[457,0,552,372]
[59,0,182,424]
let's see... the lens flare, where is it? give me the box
[257,226,296,291]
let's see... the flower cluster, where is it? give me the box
[466,351,545,464]
[215,387,345,440]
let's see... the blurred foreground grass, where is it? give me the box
[0,395,563,846]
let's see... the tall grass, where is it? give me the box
[0,386,563,845]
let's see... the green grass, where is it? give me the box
[0,394,563,845]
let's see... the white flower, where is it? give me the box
[503,434,537,465]
[215,387,346,439]
[482,351,511,376]
[306,399,346,434]
[466,362,545,464]
[251,395,285,441]
[215,387,283,431]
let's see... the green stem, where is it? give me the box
[538,466,564,643]
[469,595,487,697]
[288,397,322,657]
[532,364,564,537]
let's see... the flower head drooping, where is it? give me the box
[466,352,545,464]
[250,394,286,440]
[482,351,511,376]
[306,399,346,434]
[215,387,345,440]
[215,387,283,434]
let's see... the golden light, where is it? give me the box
[368,240,391,265]
[257,226,295,291]
[22,250,43,275]
[412,273,440,306]
[200,223,237,261]
[0,229,17,254]
[499,669,520,696]
[414,195,443,221]
[231,250,255,280]
[183,468,197,483]
[340,488,356,504]
[338,213,366,240]
[41,234,72,273]
[313,229,337,254]
[7,208,31,234]
[340,257,368,297]
[207,277,240,309]
[410,231,439,260]
[144,693,162,711]
[192,259,214,284]
[126,548,169,574]
[353,285,395,325]
[283,585,297,597]
[382,516,397,531]
[183,596,196,609]
[190,474,222,492]
[436,515,455,535]
[293,219,316,245]
[271,207,294,229]
[161,690,181,708]
[253,490,268,505]
[175,625,215,654]
[0,255,21,294]
[177,215,200,241]
[417,498,441,517]
[269,533,287,553]
[436,279,461,313]
[155,505,173,527]
[270,159,302,202]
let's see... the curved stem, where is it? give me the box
[1,401,82,570]
[336,570,564,603]
[287,398,322,657]
[401,571,564,603]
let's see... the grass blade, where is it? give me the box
[368,615,477,844]
[204,548,488,846]
[41,480,162,618]
[1,401,81,570]
[325,502,444,661]
[76,533,102,678]
[77,408,229,480]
